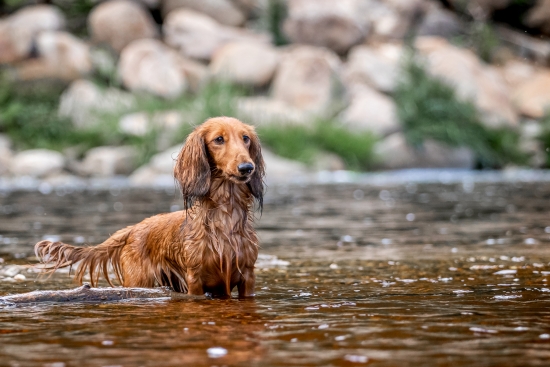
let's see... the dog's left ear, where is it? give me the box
[247,129,265,211]
[174,128,211,209]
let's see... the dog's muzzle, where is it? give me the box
[237,162,254,176]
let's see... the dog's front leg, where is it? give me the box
[186,269,204,295]
[238,267,256,297]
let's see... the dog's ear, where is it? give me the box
[174,129,211,209]
[247,129,265,212]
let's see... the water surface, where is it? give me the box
[1,182,550,366]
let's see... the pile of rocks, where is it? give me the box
[0,0,550,185]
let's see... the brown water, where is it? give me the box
[1,182,550,366]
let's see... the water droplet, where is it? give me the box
[38,182,52,195]
[353,189,364,200]
[207,347,227,358]
[540,334,550,339]
[335,335,346,341]
[494,269,517,275]
[381,238,392,245]
[525,238,538,245]
[341,235,353,242]
[102,340,114,346]
[406,183,417,193]
[344,355,368,363]
[470,327,497,334]
[42,235,61,242]
[406,213,415,221]
[318,324,329,329]
[329,263,338,269]
[379,190,391,200]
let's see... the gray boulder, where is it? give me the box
[118,39,188,98]
[162,0,246,26]
[283,0,369,54]
[0,5,65,64]
[88,0,158,53]
[163,8,269,61]
[59,79,135,129]
[271,45,342,114]
[11,149,65,178]
[374,133,476,170]
[81,146,139,177]
[210,42,279,87]
[339,84,400,137]
[15,31,92,81]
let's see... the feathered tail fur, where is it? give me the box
[34,226,132,287]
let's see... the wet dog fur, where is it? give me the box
[34,117,265,297]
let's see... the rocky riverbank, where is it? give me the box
[1,0,550,183]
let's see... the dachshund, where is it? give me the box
[34,117,265,297]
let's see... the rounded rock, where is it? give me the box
[88,0,158,52]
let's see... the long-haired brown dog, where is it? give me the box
[34,117,265,297]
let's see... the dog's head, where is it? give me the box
[174,117,265,210]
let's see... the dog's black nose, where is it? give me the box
[238,162,254,175]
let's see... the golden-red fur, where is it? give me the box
[34,117,265,297]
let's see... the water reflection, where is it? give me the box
[1,182,550,366]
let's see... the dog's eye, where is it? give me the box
[243,135,250,143]
[214,136,224,144]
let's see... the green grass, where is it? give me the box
[0,73,251,165]
[395,57,526,168]
[0,77,108,153]
[257,119,377,171]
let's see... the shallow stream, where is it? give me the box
[1,181,550,366]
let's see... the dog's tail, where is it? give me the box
[34,226,133,287]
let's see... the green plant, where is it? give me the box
[256,0,289,46]
[0,77,96,152]
[395,57,526,168]
[52,0,96,36]
[257,119,377,171]
[471,22,500,63]
[539,113,550,168]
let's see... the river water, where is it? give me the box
[1,180,550,366]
